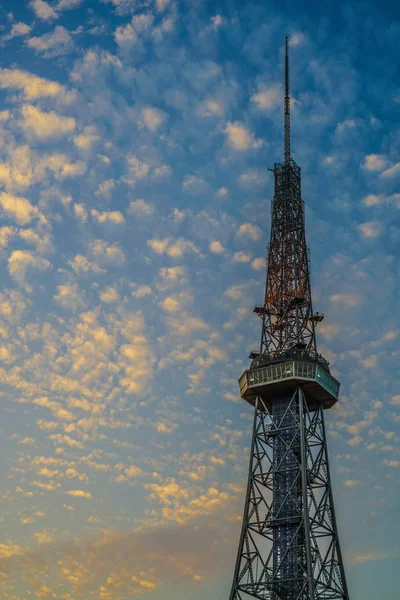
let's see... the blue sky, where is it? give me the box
[0,0,398,598]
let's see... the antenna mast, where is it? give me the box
[284,35,291,164]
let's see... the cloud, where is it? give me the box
[147,237,200,258]
[329,293,360,307]
[182,175,208,195]
[0,68,71,101]
[8,250,51,283]
[118,311,155,394]
[91,209,125,224]
[54,283,85,310]
[209,241,224,254]
[132,285,152,298]
[224,121,262,151]
[66,489,92,498]
[232,251,252,263]
[30,0,58,20]
[289,32,306,46]
[73,128,100,150]
[27,26,72,57]
[344,480,361,487]
[4,22,32,40]
[100,286,120,303]
[69,255,105,274]
[0,191,39,224]
[236,222,262,240]
[128,199,154,216]
[91,240,125,265]
[141,106,167,131]
[197,98,224,117]
[126,155,150,179]
[250,86,281,110]
[358,221,382,238]
[19,105,76,138]
[57,0,84,9]
[224,283,251,301]
[114,22,139,48]
[239,169,268,189]
[362,194,384,206]
[363,154,388,172]
[251,257,264,270]
[380,162,400,178]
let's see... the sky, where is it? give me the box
[0,0,399,598]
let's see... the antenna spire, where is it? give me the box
[284,35,291,164]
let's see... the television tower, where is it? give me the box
[229,38,350,600]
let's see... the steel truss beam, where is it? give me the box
[229,389,349,600]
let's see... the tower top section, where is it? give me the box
[284,35,291,165]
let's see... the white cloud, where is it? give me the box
[127,155,150,179]
[54,283,85,311]
[197,98,224,117]
[329,293,360,307]
[114,23,138,48]
[335,119,359,133]
[91,209,125,224]
[132,285,152,298]
[359,221,382,238]
[100,286,120,304]
[362,194,384,207]
[141,106,167,131]
[239,169,268,189]
[289,32,306,46]
[209,241,224,254]
[0,226,16,248]
[91,240,125,265]
[57,0,83,9]
[250,87,280,110]
[66,489,92,499]
[128,199,154,216]
[30,0,58,20]
[363,154,388,172]
[211,15,223,29]
[224,283,249,301]
[156,0,171,10]
[0,68,71,101]
[68,254,105,274]
[237,222,262,241]
[224,121,262,151]
[73,128,100,150]
[232,251,252,263]
[19,105,76,138]
[182,175,208,195]
[152,164,171,179]
[8,250,50,283]
[36,154,86,179]
[147,237,200,258]
[0,192,39,224]
[73,203,87,222]
[217,187,229,198]
[4,22,32,40]
[380,162,400,178]
[27,26,72,57]
[132,14,154,32]
[251,257,265,270]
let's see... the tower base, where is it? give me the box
[229,388,349,600]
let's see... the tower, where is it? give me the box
[229,38,350,600]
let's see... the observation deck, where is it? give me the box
[238,349,340,412]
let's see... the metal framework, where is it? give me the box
[229,38,349,600]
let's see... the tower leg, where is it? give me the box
[229,389,349,600]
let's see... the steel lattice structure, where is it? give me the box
[229,38,350,600]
